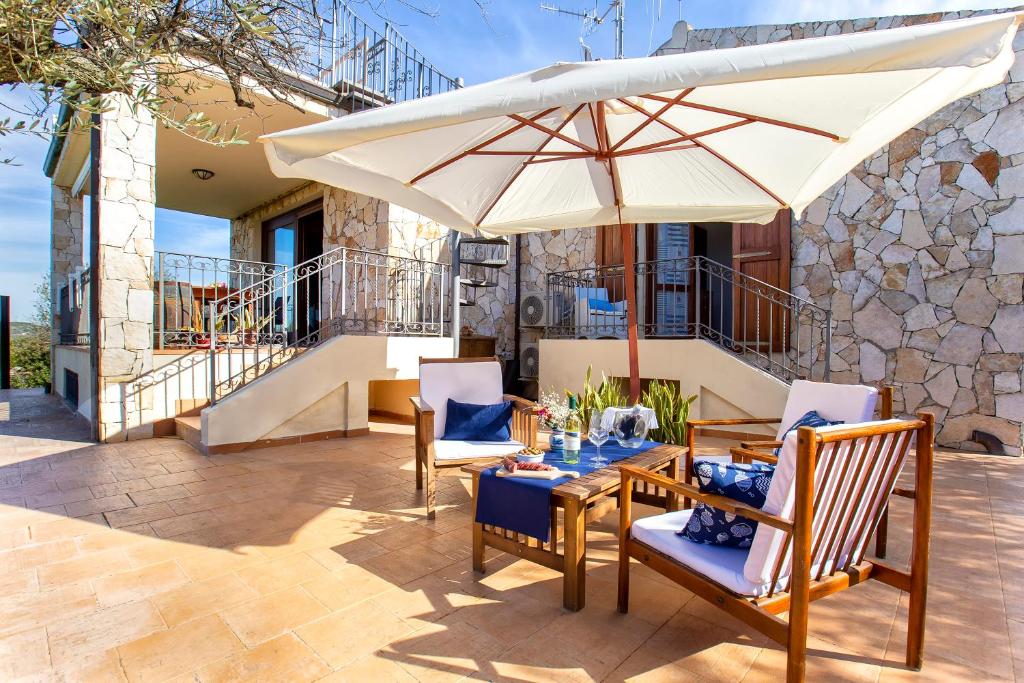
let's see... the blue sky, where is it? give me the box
[0,0,1013,320]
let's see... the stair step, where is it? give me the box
[459,298,475,306]
[461,278,498,288]
[174,416,204,454]
[459,258,507,268]
[460,236,509,246]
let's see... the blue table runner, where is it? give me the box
[475,441,662,542]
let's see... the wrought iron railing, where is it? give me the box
[207,245,448,403]
[546,255,833,382]
[154,251,287,349]
[308,1,460,110]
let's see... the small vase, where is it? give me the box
[549,428,565,452]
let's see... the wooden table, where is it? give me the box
[463,443,687,611]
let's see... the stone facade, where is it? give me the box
[228,182,597,359]
[95,91,157,441]
[657,9,1024,453]
[49,184,85,344]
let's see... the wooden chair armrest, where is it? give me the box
[410,396,434,414]
[502,394,537,410]
[619,465,792,533]
[740,440,783,450]
[507,395,539,448]
[729,447,779,465]
[687,417,781,428]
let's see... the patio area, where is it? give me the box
[0,388,1021,682]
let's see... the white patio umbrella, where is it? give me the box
[261,12,1021,399]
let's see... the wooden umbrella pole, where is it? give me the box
[620,220,641,403]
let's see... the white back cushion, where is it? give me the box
[743,419,909,587]
[776,380,879,440]
[420,361,504,439]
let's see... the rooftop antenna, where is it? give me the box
[541,1,626,59]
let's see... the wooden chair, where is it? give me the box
[685,380,895,556]
[411,357,538,519]
[618,414,933,682]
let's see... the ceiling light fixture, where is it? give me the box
[191,168,215,181]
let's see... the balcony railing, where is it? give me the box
[546,255,833,383]
[207,245,448,402]
[154,251,288,350]
[290,0,461,110]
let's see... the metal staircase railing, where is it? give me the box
[207,245,449,404]
[545,255,833,383]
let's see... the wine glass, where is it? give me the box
[588,411,610,468]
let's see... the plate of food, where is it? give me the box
[498,455,580,480]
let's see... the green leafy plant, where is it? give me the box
[570,365,628,428]
[642,380,697,447]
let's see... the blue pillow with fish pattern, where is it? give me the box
[679,461,775,549]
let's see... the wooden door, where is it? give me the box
[594,224,628,302]
[731,210,791,349]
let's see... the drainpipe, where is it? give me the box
[449,231,460,357]
[88,113,101,441]
[513,234,522,363]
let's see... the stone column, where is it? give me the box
[50,185,85,344]
[93,92,157,442]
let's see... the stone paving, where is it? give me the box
[0,388,1021,681]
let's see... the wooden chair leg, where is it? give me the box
[907,413,934,670]
[471,474,485,573]
[426,459,437,520]
[415,445,423,491]
[787,427,816,683]
[874,504,888,559]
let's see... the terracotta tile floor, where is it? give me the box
[1,388,1022,681]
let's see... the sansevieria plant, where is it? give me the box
[641,380,697,447]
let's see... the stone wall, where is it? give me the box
[50,185,85,344]
[95,91,157,441]
[657,9,1024,453]
[227,181,598,360]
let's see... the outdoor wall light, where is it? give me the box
[191,168,215,181]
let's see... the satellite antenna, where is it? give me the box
[540,1,626,60]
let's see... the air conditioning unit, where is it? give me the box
[520,342,540,379]
[519,293,545,327]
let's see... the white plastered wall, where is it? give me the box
[202,335,454,446]
[539,339,790,434]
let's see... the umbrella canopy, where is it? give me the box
[260,12,1020,400]
[262,12,1020,234]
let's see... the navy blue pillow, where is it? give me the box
[679,461,774,549]
[442,399,513,441]
[774,410,842,455]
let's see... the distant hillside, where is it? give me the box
[12,322,45,338]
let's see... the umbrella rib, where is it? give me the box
[642,92,841,141]
[614,119,753,156]
[475,104,588,227]
[507,113,598,154]
[609,88,694,153]
[619,97,785,207]
[592,101,623,207]
[409,107,559,185]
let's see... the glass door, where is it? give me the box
[263,218,297,341]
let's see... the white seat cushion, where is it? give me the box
[432,439,525,461]
[776,380,879,440]
[631,510,772,596]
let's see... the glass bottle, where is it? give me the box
[563,395,582,464]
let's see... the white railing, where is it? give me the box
[154,251,287,350]
[207,245,448,403]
